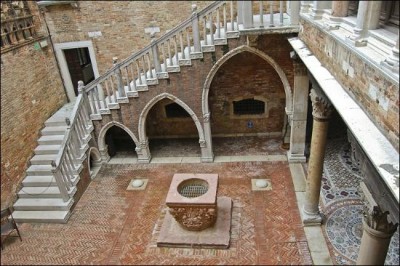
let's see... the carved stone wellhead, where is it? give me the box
[165,173,218,231]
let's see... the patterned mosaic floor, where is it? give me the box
[320,138,399,265]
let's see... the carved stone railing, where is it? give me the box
[51,82,93,201]
[1,1,37,49]
[81,1,298,119]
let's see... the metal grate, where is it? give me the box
[178,184,208,198]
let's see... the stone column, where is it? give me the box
[310,1,332,20]
[237,1,243,25]
[201,112,214,163]
[302,88,332,225]
[137,138,151,163]
[99,146,110,164]
[288,61,309,163]
[349,1,383,46]
[357,206,398,265]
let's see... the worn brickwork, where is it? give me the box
[0,44,66,208]
[299,20,399,150]
[91,33,295,151]
[42,1,211,75]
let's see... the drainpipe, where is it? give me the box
[39,5,70,103]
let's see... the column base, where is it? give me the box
[302,207,323,226]
[287,151,307,163]
[201,156,214,163]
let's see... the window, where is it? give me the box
[233,98,265,115]
[165,103,190,118]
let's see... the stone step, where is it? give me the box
[22,175,58,187]
[12,210,71,223]
[34,145,61,155]
[13,198,74,211]
[38,135,64,145]
[26,164,53,176]
[41,125,68,136]
[17,186,76,198]
[30,154,57,165]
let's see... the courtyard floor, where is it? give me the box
[1,136,398,265]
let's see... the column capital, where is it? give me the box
[310,88,332,120]
[363,205,399,235]
[293,60,308,76]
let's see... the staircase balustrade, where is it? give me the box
[51,90,92,202]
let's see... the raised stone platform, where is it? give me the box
[157,196,232,249]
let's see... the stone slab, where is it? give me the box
[157,196,232,249]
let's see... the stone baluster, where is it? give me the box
[151,35,161,73]
[89,90,98,115]
[186,29,191,54]
[161,42,167,68]
[223,3,227,35]
[357,206,398,265]
[348,1,382,46]
[63,155,74,184]
[237,1,243,25]
[141,55,147,80]
[147,52,153,79]
[208,12,214,45]
[135,60,142,85]
[259,1,264,28]
[109,77,117,103]
[269,1,274,27]
[203,16,208,45]
[279,1,284,25]
[382,30,399,72]
[310,0,331,20]
[51,161,70,202]
[78,81,92,119]
[116,67,126,98]
[216,7,221,38]
[242,1,253,29]
[230,1,234,31]
[167,39,172,66]
[173,35,179,63]
[290,0,300,25]
[124,67,132,92]
[70,132,81,159]
[191,4,201,53]
[93,86,102,113]
[179,31,185,59]
[302,88,333,225]
[66,147,77,170]
[288,60,309,163]
[104,79,112,105]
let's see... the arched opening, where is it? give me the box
[208,51,287,156]
[105,125,137,160]
[145,98,201,158]
[87,147,101,179]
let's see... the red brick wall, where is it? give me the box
[299,20,399,150]
[42,1,211,75]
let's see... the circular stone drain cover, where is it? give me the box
[132,179,144,187]
[255,179,268,188]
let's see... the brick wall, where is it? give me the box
[299,20,399,150]
[42,1,211,75]
[0,44,66,208]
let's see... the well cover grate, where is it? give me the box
[178,184,208,198]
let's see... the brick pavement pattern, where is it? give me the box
[1,161,312,265]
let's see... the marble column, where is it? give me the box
[288,61,309,163]
[349,1,383,46]
[302,88,332,225]
[357,206,398,265]
[289,1,301,25]
[201,112,214,163]
[242,0,253,29]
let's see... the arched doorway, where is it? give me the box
[207,50,287,156]
[105,125,137,159]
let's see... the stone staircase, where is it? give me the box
[12,102,85,223]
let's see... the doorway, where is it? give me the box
[54,41,100,102]
[64,47,95,96]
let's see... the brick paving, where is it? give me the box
[1,160,312,265]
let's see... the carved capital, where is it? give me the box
[363,205,398,235]
[310,88,332,120]
[169,206,217,231]
[203,112,211,123]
